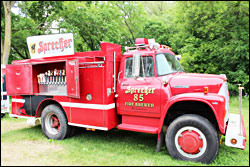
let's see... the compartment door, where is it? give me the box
[66,59,80,98]
[6,64,33,95]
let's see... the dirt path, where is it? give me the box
[1,118,63,166]
[1,119,29,133]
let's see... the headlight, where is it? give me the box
[218,81,230,123]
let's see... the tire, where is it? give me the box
[165,114,219,164]
[41,104,70,140]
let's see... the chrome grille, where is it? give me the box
[219,81,229,123]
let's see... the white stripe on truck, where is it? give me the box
[11,98,115,110]
[12,98,25,103]
[60,102,115,110]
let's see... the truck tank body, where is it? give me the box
[7,42,122,130]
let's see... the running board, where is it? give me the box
[117,124,158,134]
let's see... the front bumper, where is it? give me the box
[225,113,246,149]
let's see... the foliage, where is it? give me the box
[57,1,146,52]
[58,1,121,51]
[167,1,249,94]
[1,1,249,94]
[6,1,64,63]
[142,2,177,51]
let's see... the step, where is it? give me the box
[117,123,158,134]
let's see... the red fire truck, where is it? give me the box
[6,37,246,164]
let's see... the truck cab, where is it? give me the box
[116,38,246,163]
[117,38,227,134]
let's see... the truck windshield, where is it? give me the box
[156,53,184,76]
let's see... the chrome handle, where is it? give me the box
[117,71,122,83]
[121,83,129,86]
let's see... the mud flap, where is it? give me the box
[155,128,165,152]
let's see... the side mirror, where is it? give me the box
[132,54,140,79]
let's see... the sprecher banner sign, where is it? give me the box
[27,33,74,59]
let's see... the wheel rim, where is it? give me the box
[45,113,60,135]
[174,126,207,159]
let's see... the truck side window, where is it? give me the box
[125,57,133,77]
[125,56,154,78]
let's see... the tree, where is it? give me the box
[112,1,147,45]
[6,1,64,63]
[1,1,16,65]
[58,1,146,52]
[171,1,249,94]
[18,1,63,34]
[142,2,177,51]
[58,1,121,51]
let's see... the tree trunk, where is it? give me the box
[2,1,16,65]
[1,39,3,61]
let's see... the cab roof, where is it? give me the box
[123,48,176,57]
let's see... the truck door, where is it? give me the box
[118,56,162,116]
[66,59,80,98]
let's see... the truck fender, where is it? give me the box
[35,98,67,118]
[158,93,226,135]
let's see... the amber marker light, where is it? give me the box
[231,138,237,145]
[204,87,209,94]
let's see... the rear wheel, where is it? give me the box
[165,114,219,164]
[41,104,70,140]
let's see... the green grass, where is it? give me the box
[1,96,249,166]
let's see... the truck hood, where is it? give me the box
[169,73,226,96]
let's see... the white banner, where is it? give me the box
[27,33,74,59]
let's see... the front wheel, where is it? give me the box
[41,104,70,140]
[165,114,219,164]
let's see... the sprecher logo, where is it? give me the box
[30,43,36,54]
